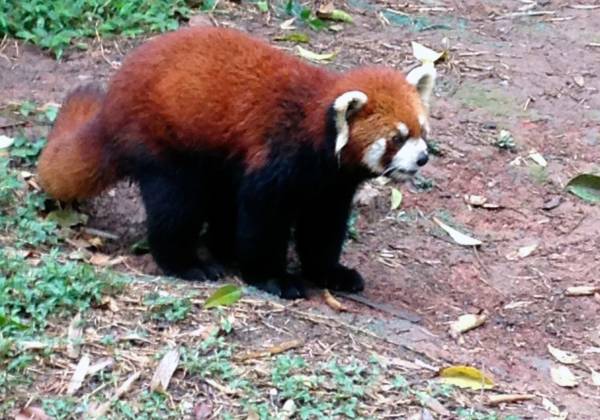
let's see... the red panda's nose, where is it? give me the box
[416,152,429,167]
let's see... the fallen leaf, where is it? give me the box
[450,313,486,338]
[411,41,443,65]
[550,365,578,387]
[542,195,562,210]
[433,217,482,246]
[573,75,585,87]
[316,3,353,23]
[506,243,539,260]
[419,394,451,417]
[565,285,598,296]
[487,393,535,406]
[592,370,600,386]
[0,134,15,149]
[566,173,600,203]
[296,46,336,62]
[280,399,296,419]
[66,354,90,395]
[323,289,346,312]
[273,32,310,43]
[439,365,494,390]
[528,150,547,167]
[87,358,114,376]
[66,313,83,359]
[548,344,580,365]
[542,397,562,416]
[46,209,88,228]
[150,348,180,393]
[204,284,242,309]
[280,17,296,30]
[391,187,403,210]
[235,340,303,362]
[464,194,487,206]
[14,406,51,420]
[88,371,140,419]
[503,301,532,310]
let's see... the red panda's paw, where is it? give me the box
[316,266,365,293]
[168,262,227,282]
[250,276,307,300]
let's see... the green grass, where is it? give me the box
[0,0,195,58]
[0,154,127,413]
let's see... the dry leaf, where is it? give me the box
[487,394,535,406]
[503,301,532,310]
[573,75,585,87]
[88,371,141,418]
[464,194,487,206]
[542,397,562,416]
[66,313,83,359]
[280,399,296,419]
[296,46,336,62]
[547,344,580,365]
[591,369,600,386]
[150,348,180,393]
[506,243,539,260]
[450,313,486,338]
[67,354,90,395]
[420,394,451,417]
[439,365,494,390]
[14,406,51,420]
[565,286,598,296]
[411,42,443,65]
[433,217,482,246]
[87,358,114,376]
[235,340,302,361]
[323,289,346,312]
[550,365,578,387]
[0,134,15,149]
[528,150,547,167]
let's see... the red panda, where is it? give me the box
[38,27,436,299]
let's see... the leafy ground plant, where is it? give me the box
[0,0,194,58]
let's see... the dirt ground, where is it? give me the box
[2,0,600,418]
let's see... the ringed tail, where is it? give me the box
[37,84,117,201]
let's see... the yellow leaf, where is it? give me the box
[411,41,443,65]
[439,365,494,390]
[391,188,403,210]
[296,46,336,62]
[450,313,486,338]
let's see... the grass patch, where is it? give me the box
[0,0,195,58]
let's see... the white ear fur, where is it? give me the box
[333,90,368,155]
[406,64,436,107]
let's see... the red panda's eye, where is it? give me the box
[392,134,406,145]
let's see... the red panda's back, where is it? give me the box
[100,27,334,161]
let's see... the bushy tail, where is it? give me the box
[38,84,117,201]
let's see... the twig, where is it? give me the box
[333,292,421,323]
[495,10,557,20]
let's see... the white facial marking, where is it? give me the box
[389,138,428,180]
[333,91,368,155]
[362,138,387,173]
[396,122,409,138]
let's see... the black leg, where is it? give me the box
[235,179,305,299]
[137,161,224,281]
[295,182,364,292]
[206,183,237,264]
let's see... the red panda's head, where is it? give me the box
[331,65,435,180]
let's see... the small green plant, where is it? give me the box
[0,0,194,58]
[144,292,192,322]
[493,129,517,151]
[9,134,46,166]
[412,174,435,192]
[283,0,327,30]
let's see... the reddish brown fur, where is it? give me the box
[38,27,426,200]
[38,85,117,201]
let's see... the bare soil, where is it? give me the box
[2,1,600,418]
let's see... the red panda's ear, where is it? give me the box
[406,64,436,108]
[333,91,368,155]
